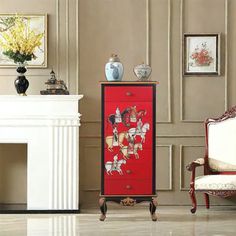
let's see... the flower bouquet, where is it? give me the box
[190,42,213,67]
[0,16,44,95]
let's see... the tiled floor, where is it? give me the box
[0,206,236,235]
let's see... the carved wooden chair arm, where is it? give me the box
[186,158,205,171]
[186,158,205,198]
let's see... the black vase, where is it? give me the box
[14,66,29,96]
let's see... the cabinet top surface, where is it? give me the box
[100,81,159,85]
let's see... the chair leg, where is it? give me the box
[189,185,197,214]
[204,193,210,209]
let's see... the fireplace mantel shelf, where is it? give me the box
[0,94,83,212]
[0,94,83,100]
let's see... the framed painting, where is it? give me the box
[183,34,220,76]
[0,14,47,68]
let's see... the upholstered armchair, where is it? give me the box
[186,106,236,213]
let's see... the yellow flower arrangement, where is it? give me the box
[0,17,43,64]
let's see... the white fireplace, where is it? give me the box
[0,95,83,211]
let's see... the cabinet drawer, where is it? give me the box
[104,158,153,180]
[104,86,153,102]
[104,179,153,195]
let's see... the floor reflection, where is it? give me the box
[27,216,76,236]
[1,206,236,236]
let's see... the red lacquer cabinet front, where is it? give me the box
[99,82,158,221]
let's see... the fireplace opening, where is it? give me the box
[0,144,27,211]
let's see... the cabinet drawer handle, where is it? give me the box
[126,185,132,190]
[126,170,132,174]
[126,91,132,96]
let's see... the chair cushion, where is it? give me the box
[195,175,236,190]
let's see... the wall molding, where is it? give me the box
[224,0,228,110]
[56,0,60,79]
[146,0,150,65]
[179,145,204,191]
[167,0,172,123]
[180,0,228,123]
[76,0,79,94]
[179,0,184,122]
[82,145,100,191]
[148,0,172,123]
[156,144,173,191]
[66,0,69,89]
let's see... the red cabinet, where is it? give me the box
[99,82,158,221]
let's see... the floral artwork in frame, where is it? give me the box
[0,14,47,68]
[183,34,220,76]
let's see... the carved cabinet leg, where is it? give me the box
[149,197,158,221]
[99,198,107,221]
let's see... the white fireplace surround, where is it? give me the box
[0,95,83,211]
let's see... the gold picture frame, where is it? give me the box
[0,14,47,68]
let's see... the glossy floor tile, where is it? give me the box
[0,206,236,236]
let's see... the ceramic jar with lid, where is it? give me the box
[133,62,152,81]
[105,54,124,81]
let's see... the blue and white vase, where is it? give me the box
[105,54,124,81]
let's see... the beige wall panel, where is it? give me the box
[58,0,67,82]
[68,0,79,94]
[79,0,147,121]
[47,8,58,72]
[156,145,172,190]
[0,0,55,13]
[156,123,204,137]
[80,191,100,208]
[180,145,204,190]
[183,78,225,121]
[0,0,57,95]
[57,0,80,94]
[0,0,78,95]
[228,0,236,106]
[80,123,101,137]
[182,0,227,121]
[0,144,27,203]
[150,0,170,122]
[79,138,101,207]
[184,0,225,32]
[80,145,101,190]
